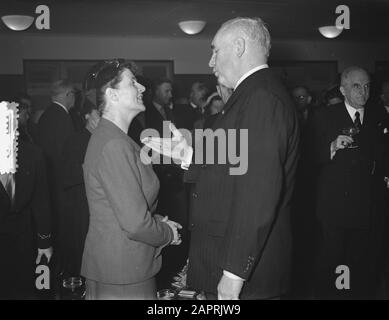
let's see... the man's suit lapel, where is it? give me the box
[0,180,11,212]
[337,103,355,129]
[211,69,263,130]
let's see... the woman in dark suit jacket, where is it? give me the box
[81,59,181,300]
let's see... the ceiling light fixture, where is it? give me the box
[1,15,34,31]
[318,25,343,39]
[178,20,206,35]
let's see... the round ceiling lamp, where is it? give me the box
[1,15,34,31]
[178,20,206,35]
[318,25,344,39]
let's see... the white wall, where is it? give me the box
[0,33,388,74]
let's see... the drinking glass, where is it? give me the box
[341,126,360,148]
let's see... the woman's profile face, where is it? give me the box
[115,68,146,113]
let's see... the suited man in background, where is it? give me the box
[145,78,189,289]
[145,78,175,134]
[61,95,101,277]
[174,82,210,131]
[145,17,300,299]
[37,79,76,272]
[0,114,52,299]
[312,66,389,299]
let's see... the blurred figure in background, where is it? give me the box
[292,86,313,125]
[61,81,101,277]
[0,103,52,299]
[323,84,344,107]
[174,81,211,131]
[14,93,35,143]
[145,77,189,290]
[37,79,76,282]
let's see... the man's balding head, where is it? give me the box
[218,17,271,58]
[340,67,370,109]
[209,17,271,89]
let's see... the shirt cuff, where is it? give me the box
[330,144,336,160]
[223,270,245,281]
[180,146,193,170]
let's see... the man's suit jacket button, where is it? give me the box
[192,192,198,198]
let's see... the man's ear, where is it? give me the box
[234,37,245,58]
[339,86,346,97]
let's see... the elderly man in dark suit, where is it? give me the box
[312,66,389,299]
[144,17,300,300]
[37,79,75,253]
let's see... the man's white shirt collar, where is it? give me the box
[234,64,269,91]
[53,101,69,114]
[345,100,364,124]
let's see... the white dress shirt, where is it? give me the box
[345,101,364,124]
[234,64,269,91]
[53,101,69,114]
[330,102,365,159]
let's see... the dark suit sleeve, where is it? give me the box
[62,136,84,189]
[218,89,296,279]
[310,108,333,166]
[97,139,173,247]
[31,147,52,249]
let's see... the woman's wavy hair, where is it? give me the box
[85,59,137,113]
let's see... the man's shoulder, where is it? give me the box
[64,128,91,151]
[39,103,69,125]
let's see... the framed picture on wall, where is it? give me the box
[269,60,339,96]
[135,60,174,80]
[375,61,389,82]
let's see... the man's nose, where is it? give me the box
[209,54,215,68]
[138,83,145,93]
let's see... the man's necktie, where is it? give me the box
[159,106,168,120]
[354,111,362,130]
[163,105,175,123]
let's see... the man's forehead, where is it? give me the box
[160,82,172,90]
[211,30,228,48]
[293,88,308,96]
[347,70,370,84]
